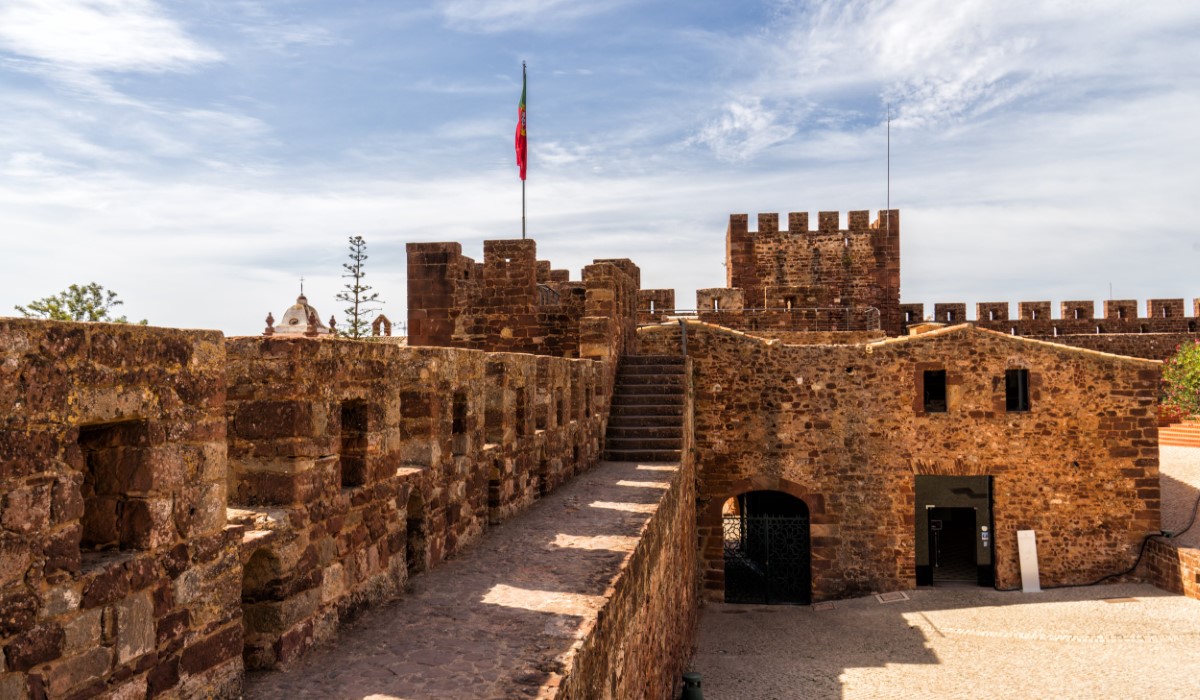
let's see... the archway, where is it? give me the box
[722,490,811,604]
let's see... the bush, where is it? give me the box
[1161,339,1200,419]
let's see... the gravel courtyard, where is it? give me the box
[691,447,1200,700]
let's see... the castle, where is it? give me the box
[0,208,1197,698]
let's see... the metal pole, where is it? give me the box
[522,62,527,240]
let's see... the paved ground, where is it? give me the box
[244,460,677,700]
[692,447,1200,700]
[691,583,1200,700]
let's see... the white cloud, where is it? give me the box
[437,0,629,33]
[0,0,220,73]
[691,98,797,162]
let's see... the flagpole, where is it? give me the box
[522,61,527,240]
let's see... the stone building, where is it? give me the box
[0,207,1196,698]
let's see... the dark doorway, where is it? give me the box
[928,507,977,583]
[915,475,994,587]
[723,491,811,605]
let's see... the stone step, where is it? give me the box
[604,434,681,451]
[602,425,683,439]
[616,372,684,386]
[602,448,682,462]
[621,355,685,366]
[614,383,683,396]
[612,394,685,408]
[609,403,684,417]
[618,365,686,377]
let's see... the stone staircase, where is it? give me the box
[603,355,686,462]
[1160,418,1200,448]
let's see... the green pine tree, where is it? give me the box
[336,236,383,339]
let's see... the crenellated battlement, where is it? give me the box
[726,208,902,334]
[729,209,899,235]
[407,238,641,361]
[900,297,1200,358]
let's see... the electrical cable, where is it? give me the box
[994,491,1200,593]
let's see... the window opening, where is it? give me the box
[340,400,369,488]
[452,392,468,455]
[923,370,947,413]
[514,387,526,437]
[1005,369,1030,412]
[78,420,152,552]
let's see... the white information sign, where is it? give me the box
[1017,529,1041,593]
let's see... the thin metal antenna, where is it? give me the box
[887,103,891,234]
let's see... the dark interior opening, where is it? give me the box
[340,400,369,488]
[923,370,947,413]
[1005,369,1030,412]
[928,507,978,583]
[406,491,427,575]
[78,420,151,552]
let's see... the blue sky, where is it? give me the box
[1,0,1198,334]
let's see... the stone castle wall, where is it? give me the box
[407,239,640,365]
[901,299,1200,360]
[225,336,609,670]
[639,322,1161,600]
[0,317,642,697]
[1142,538,1200,601]
[557,378,697,699]
[724,210,901,334]
[0,319,242,699]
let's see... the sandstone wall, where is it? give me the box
[0,319,242,699]
[725,210,901,335]
[901,299,1200,361]
[1142,539,1200,600]
[639,322,1161,600]
[556,365,697,699]
[406,239,640,364]
[224,337,609,669]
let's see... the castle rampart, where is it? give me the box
[0,301,672,697]
[901,298,1200,359]
[407,239,640,365]
[638,321,1161,600]
[725,209,901,334]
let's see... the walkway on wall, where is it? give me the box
[244,459,680,699]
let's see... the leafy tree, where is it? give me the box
[15,283,147,324]
[1162,339,1200,418]
[336,235,382,338]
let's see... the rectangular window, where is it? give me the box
[340,400,368,488]
[78,421,151,552]
[1006,369,1030,412]
[923,370,947,413]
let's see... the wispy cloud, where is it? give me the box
[437,0,629,33]
[0,0,220,73]
[690,98,797,162]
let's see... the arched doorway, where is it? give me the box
[723,490,811,604]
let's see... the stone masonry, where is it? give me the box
[0,319,242,699]
[639,321,1162,600]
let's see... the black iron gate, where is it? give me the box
[723,513,811,604]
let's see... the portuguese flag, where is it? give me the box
[515,69,527,181]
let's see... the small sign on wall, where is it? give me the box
[1017,530,1041,593]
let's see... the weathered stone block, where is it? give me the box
[0,592,39,637]
[5,623,64,671]
[46,647,113,698]
[179,626,241,676]
[115,591,155,664]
